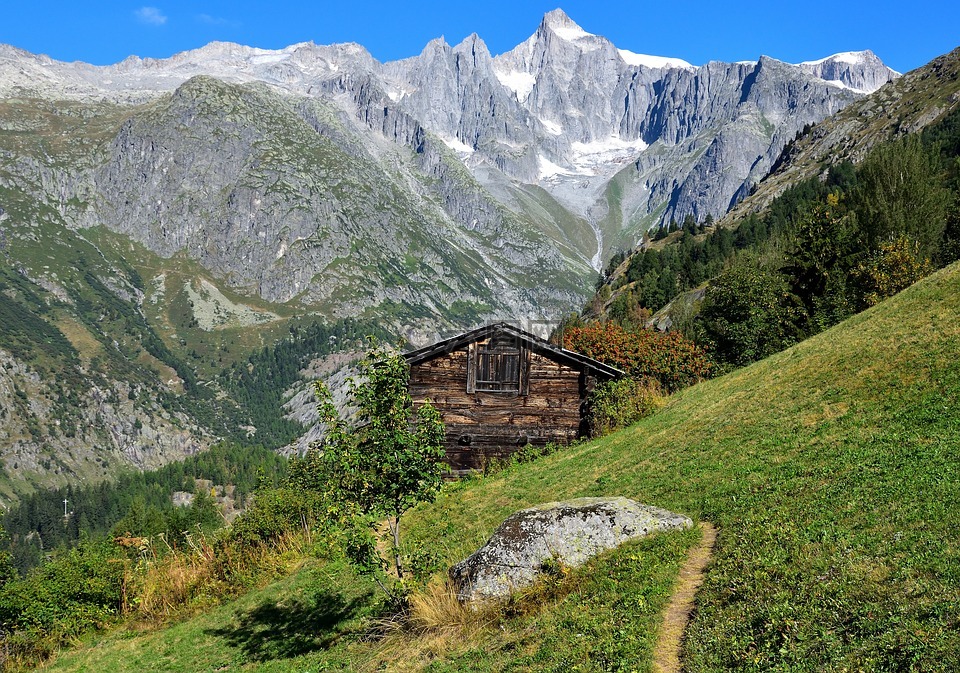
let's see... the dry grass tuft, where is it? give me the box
[128,530,309,623]
[367,580,498,671]
[405,580,494,636]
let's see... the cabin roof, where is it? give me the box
[403,322,624,380]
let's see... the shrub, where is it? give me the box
[228,487,326,547]
[852,236,933,308]
[588,378,665,437]
[0,539,128,664]
[697,264,804,367]
[562,322,712,392]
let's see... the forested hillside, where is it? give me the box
[585,56,960,370]
[1,443,289,573]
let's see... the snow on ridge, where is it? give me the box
[538,136,649,181]
[798,50,871,67]
[542,11,594,41]
[250,52,291,65]
[495,69,536,102]
[618,49,694,70]
[820,78,868,94]
[551,22,593,41]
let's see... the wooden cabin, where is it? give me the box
[404,323,623,474]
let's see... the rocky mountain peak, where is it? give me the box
[452,33,491,62]
[540,9,589,38]
[0,12,906,292]
[796,49,898,93]
[534,9,615,56]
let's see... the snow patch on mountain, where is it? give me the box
[251,53,287,65]
[542,8,593,41]
[536,136,648,181]
[820,79,868,94]
[440,135,475,155]
[799,51,871,66]
[538,155,573,180]
[551,22,592,41]
[495,69,536,102]
[570,136,648,175]
[618,49,694,70]
[541,119,563,135]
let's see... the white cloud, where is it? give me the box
[197,13,240,28]
[135,7,167,26]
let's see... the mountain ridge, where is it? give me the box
[0,11,904,495]
[0,10,897,251]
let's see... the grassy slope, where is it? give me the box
[48,262,960,671]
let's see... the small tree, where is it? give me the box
[852,235,933,308]
[697,264,803,367]
[309,343,445,601]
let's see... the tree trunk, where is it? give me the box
[389,515,403,580]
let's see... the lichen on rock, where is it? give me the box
[449,496,692,602]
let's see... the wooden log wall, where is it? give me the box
[409,342,585,472]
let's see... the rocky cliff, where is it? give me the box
[0,11,900,493]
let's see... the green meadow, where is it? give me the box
[46,261,960,671]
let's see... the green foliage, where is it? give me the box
[71,259,200,395]
[587,377,665,437]
[548,312,586,345]
[312,346,446,524]
[595,249,629,290]
[3,443,288,572]
[605,287,652,329]
[697,264,803,367]
[228,487,326,548]
[853,235,934,308]
[162,489,223,547]
[0,270,78,371]
[780,194,860,331]
[604,175,827,322]
[642,121,960,370]
[777,133,953,339]
[0,526,16,589]
[0,538,127,663]
[220,317,389,447]
[851,135,952,259]
[562,321,713,392]
[307,343,446,597]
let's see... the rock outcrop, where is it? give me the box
[449,497,692,602]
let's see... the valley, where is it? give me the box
[0,8,958,672]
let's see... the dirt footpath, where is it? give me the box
[652,522,718,673]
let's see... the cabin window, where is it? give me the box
[468,336,527,394]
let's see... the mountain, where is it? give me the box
[796,50,897,93]
[0,9,897,266]
[0,11,898,495]
[585,46,960,335]
[724,46,960,224]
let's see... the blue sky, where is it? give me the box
[1,1,956,74]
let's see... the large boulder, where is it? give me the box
[449,496,692,602]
